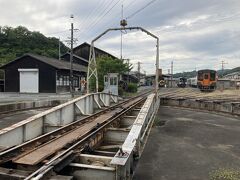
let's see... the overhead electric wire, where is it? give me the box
[126,0,158,19]
[79,0,135,41]
[75,0,129,54]
[45,30,69,36]
[79,0,125,37]
[122,0,140,18]
[77,0,109,30]
[75,0,116,37]
[76,0,148,43]
[76,0,118,36]
[125,0,138,10]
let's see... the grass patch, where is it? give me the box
[153,108,165,126]
[122,91,138,98]
[210,168,240,180]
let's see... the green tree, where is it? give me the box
[88,55,131,92]
[97,56,130,88]
[0,25,69,66]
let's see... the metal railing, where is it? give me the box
[0,92,119,148]
[111,93,160,179]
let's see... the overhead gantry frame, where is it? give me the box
[87,27,160,96]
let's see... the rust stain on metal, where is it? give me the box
[13,97,142,165]
[14,110,119,165]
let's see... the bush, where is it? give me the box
[127,83,138,93]
[118,87,124,96]
[210,168,240,180]
[98,84,104,92]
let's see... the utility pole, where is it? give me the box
[171,61,173,88]
[126,59,130,83]
[168,69,170,88]
[137,61,141,84]
[70,15,74,98]
[221,60,227,78]
[58,37,61,60]
[120,5,123,60]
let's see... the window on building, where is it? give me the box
[104,76,108,83]
[110,77,117,85]
[56,75,70,86]
[73,76,79,87]
[113,77,117,85]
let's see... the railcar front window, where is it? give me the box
[210,72,216,81]
[198,73,203,81]
[204,74,209,79]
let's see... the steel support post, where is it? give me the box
[87,27,159,96]
[156,38,159,96]
[87,42,98,93]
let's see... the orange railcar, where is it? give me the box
[197,69,217,91]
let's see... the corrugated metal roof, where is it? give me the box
[73,42,118,59]
[0,53,87,73]
[61,52,89,63]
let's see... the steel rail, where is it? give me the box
[0,90,152,164]
[25,94,148,180]
[159,89,239,102]
[161,93,240,102]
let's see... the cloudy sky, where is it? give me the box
[0,0,240,74]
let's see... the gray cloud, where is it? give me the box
[0,0,239,74]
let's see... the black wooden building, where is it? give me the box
[61,53,88,66]
[0,42,118,93]
[62,42,118,61]
[0,53,87,93]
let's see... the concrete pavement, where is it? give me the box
[0,108,49,129]
[0,92,73,105]
[133,106,240,180]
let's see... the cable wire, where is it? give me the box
[45,30,69,36]
[76,0,118,35]
[87,0,123,30]
[77,0,109,30]
[126,0,158,19]
[78,0,133,41]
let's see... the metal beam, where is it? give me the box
[0,167,30,179]
[111,93,160,179]
[120,116,136,127]
[70,163,115,180]
[87,27,159,96]
[93,150,116,157]
[105,128,130,143]
[78,154,113,167]
[0,93,119,148]
[98,145,121,151]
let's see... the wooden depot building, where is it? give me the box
[0,53,87,93]
[0,42,118,93]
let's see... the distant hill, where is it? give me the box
[0,26,69,66]
[173,70,197,78]
[173,68,239,78]
[223,67,240,75]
